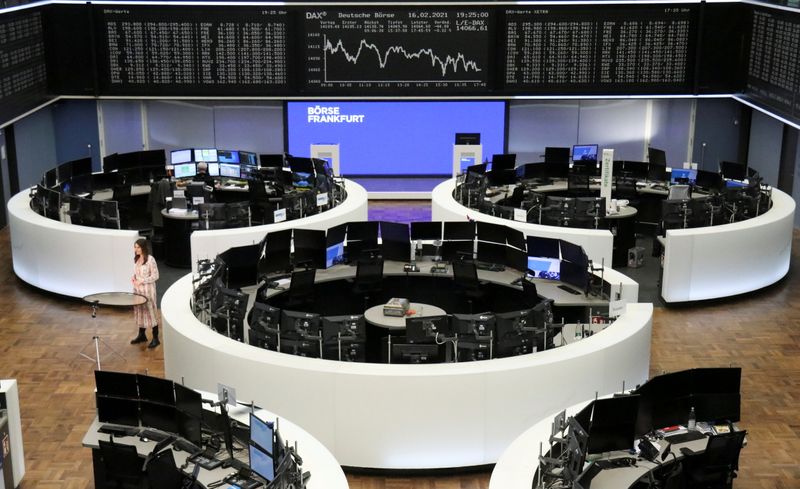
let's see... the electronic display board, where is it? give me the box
[503,5,698,94]
[95,6,292,95]
[746,7,800,122]
[0,8,51,125]
[301,7,493,93]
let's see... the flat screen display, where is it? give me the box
[326,243,345,268]
[194,148,218,162]
[207,162,220,176]
[220,163,241,178]
[670,168,697,184]
[527,257,560,280]
[174,163,197,179]
[250,414,274,454]
[217,150,239,164]
[287,101,505,175]
[249,443,275,482]
[572,144,598,163]
[171,149,193,165]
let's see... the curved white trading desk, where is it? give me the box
[82,391,348,489]
[190,180,368,272]
[660,188,795,302]
[431,179,615,267]
[7,180,368,298]
[162,272,651,470]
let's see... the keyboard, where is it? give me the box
[99,424,140,437]
[189,453,223,470]
[224,474,262,489]
[665,430,707,444]
[558,284,582,295]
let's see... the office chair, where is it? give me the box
[352,257,384,309]
[112,183,132,228]
[667,184,691,200]
[285,268,316,308]
[682,430,747,489]
[145,448,184,489]
[522,279,539,304]
[247,178,272,225]
[452,259,487,313]
[98,439,145,489]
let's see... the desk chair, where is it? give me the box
[285,268,316,308]
[682,430,747,489]
[667,184,691,200]
[452,259,487,313]
[98,439,145,489]
[352,257,384,309]
[145,448,184,489]
[112,184,132,228]
[616,176,641,207]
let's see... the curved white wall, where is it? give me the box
[431,179,615,267]
[7,180,367,298]
[162,273,652,470]
[8,190,140,298]
[661,188,795,302]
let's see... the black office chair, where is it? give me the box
[352,257,384,308]
[285,268,316,308]
[145,448,184,489]
[112,184,132,229]
[98,439,145,489]
[615,175,640,208]
[682,430,747,489]
[522,279,539,305]
[248,178,272,225]
[452,259,486,313]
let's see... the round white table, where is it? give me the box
[363,303,447,330]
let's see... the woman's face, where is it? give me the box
[134,243,142,256]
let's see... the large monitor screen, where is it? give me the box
[287,101,505,175]
[572,144,598,163]
[171,149,193,165]
[174,163,197,179]
[527,257,560,280]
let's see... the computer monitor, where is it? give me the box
[219,163,241,178]
[477,241,506,265]
[95,370,139,398]
[390,343,441,364]
[410,221,442,241]
[217,150,239,164]
[670,168,697,184]
[171,149,193,165]
[405,315,453,342]
[194,148,219,163]
[260,229,292,275]
[695,170,724,191]
[250,413,274,454]
[293,229,326,269]
[586,395,640,454]
[259,154,285,169]
[173,163,197,179]
[572,145,598,164]
[139,401,178,433]
[476,222,506,245]
[506,227,525,250]
[719,161,747,181]
[249,302,281,333]
[544,147,571,165]
[443,221,476,240]
[451,312,495,336]
[249,443,275,482]
[527,256,560,280]
[96,395,140,426]
[494,309,535,357]
[206,162,220,176]
[648,147,667,166]
[379,221,411,262]
[175,384,202,445]
[527,236,560,259]
[620,161,649,180]
[322,315,366,342]
[544,160,570,179]
[559,240,587,267]
[648,163,668,182]
[137,375,175,406]
[516,162,547,180]
[466,163,488,175]
[491,153,516,172]
[560,260,588,294]
[280,310,321,336]
[348,221,379,242]
[324,223,347,268]
[70,157,93,178]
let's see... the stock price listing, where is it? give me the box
[303,8,492,93]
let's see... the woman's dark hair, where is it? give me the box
[134,238,150,264]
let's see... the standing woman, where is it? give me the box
[130,238,161,348]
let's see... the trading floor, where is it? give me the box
[0,200,798,489]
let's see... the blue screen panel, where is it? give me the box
[287,101,505,175]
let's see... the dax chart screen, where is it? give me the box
[301,7,493,93]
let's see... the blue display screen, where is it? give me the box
[572,145,598,163]
[527,257,561,281]
[287,101,505,175]
[249,444,275,482]
[670,168,697,184]
[326,243,345,268]
[250,414,273,454]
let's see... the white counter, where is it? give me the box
[661,188,795,302]
[431,179,615,267]
[162,274,652,470]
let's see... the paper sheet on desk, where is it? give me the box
[168,208,190,215]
